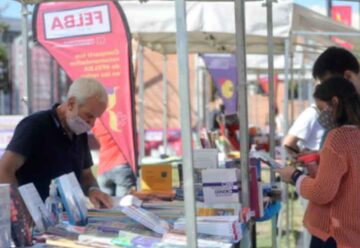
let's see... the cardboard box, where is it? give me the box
[202,168,241,204]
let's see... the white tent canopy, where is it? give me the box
[120,0,360,55]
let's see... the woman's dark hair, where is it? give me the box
[313,76,360,127]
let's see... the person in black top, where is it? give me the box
[0,77,112,208]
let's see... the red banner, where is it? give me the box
[34,1,138,174]
[332,6,353,50]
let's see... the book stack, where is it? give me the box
[142,201,184,221]
[157,231,234,248]
[93,220,157,237]
[121,205,170,234]
[112,230,162,247]
[173,215,242,243]
[87,208,127,224]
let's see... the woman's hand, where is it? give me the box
[274,166,297,184]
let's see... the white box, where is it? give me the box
[202,168,241,204]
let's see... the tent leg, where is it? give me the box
[162,54,168,156]
[175,0,198,247]
[21,1,31,115]
[195,55,203,138]
[205,71,211,130]
[283,38,291,248]
[265,0,277,246]
[234,0,251,246]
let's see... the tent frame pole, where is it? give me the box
[21,1,31,115]
[234,0,251,246]
[162,54,168,155]
[265,0,277,247]
[175,0,198,247]
[283,37,291,248]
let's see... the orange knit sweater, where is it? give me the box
[300,126,360,247]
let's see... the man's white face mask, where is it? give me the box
[66,104,92,135]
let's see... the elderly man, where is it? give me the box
[0,77,112,208]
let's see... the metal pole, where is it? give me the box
[175,1,197,247]
[290,55,295,124]
[21,1,31,115]
[138,45,145,163]
[298,70,304,111]
[308,79,313,105]
[234,0,250,247]
[205,72,211,130]
[327,0,332,17]
[300,52,306,111]
[196,65,202,134]
[162,54,168,155]
[0,90,4,114]
[283,38,291,248]
[265,0,277,247]
[199,67,205,130]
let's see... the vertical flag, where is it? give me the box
[33,1,138,174]
[258,74,279,109]
[331,6,353,50]
[201,54,238,114]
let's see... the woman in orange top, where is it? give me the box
[276,76,360,248]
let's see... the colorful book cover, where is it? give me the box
[10,184,33,247]
[19,183,54,232]
[249,166,261,218]
[55,173,87,226]
[67,172,88,218]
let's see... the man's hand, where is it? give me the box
[275,166,296,184]
[81,168,113,208]
[88,188,113,209]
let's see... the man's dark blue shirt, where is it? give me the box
[6,104,93,200]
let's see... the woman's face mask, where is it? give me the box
[66,105,92,135]
[318,106,336,130]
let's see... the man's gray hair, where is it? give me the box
[67,77,108,105]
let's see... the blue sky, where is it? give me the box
[1,1,21,18]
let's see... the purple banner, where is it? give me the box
[202,54,237,114]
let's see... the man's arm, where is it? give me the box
[81,168,113,208]
[80,167,99,193]
[283,134,301,157]
[0,150,24,184]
